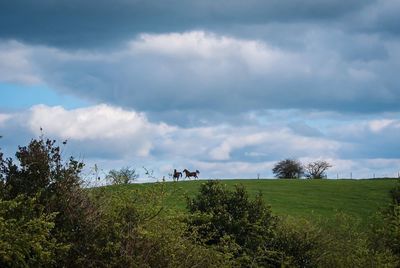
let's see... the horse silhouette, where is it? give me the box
[173,169,182,181]
[183,169,200,179]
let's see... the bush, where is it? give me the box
[318,213,398,267]
[0,195,67,267]
[0,139,83,201]
[0,138,109,266]
[91,182,231,267]
[2,137,398,267]
[371,180,400,260]
[0,137,230,267]
[186,180,277,266]
[271,217,323,267]
[390,179,400,204]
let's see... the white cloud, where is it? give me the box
[1,104,400,179]
[130,31,302,74]
[28,104,173,157]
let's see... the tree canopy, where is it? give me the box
[272,159,304,179]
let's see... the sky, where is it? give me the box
[1,0,400,181]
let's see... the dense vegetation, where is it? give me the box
[1,137,400,267]
[101,178,398,227]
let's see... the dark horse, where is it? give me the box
[173,169,182,181]
[183,169,200,179]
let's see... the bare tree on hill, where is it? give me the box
[305,160,332,179]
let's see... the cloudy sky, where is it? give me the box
[1,0,400,181]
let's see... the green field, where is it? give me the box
[94,178,398,226]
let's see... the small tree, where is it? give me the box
[305,160,332,179]
[106,167,139,185]
[272,159,303,179]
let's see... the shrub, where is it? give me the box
[0,138,105,266]
[390,179,400,204]
[1,137,230,267]
[186,180,277,266]
[318,213,399,267]
[381,204,400,257]
[371,180,400,260]
[271,217,323,267]
[0,139,83,201]
[91,182,231,267]
[0,195,67,267]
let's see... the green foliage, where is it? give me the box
[317,213,399,267]
[272,159,304,179]
[0,138,111,266]
[371,180,400,260]
[390,179,400,204]
[91,182,231,267]
[187,180,277,266]
[0,139,83,200]
[1,136,399,267]
[186,180,400,267]
[382,204,400,256]
[271,217,323,267]
[124,179,396,229]
[0,195,67,267]
[106,166,139,185]
[0,137,231,267]
[0,138,107,266]
[385,180,400,257]
[270,214,399,268]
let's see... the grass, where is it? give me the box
[92,178,399,227]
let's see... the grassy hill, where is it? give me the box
[94,178,399,227]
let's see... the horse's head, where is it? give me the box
[183,169,188,173]
[196,170,200,174]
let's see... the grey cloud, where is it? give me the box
[288,122,324,137]
[0,117,33,157]
[0,0,378,48]
[348,0,400,36]
[329,119,400,159]
[1,1,399,127]
[1,28,398,125]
